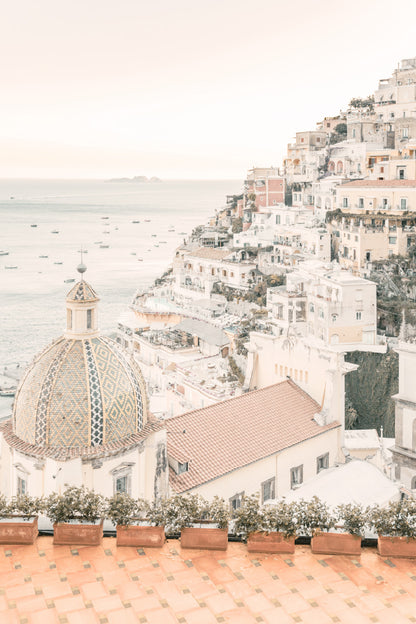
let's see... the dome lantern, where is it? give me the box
[65,264,100,339]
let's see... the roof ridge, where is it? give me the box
[166,379,318,424]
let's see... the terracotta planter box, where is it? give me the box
[116,525,165,547]
[0,516,38,545]
[311,532,362,556]
[377,535,416,558]
[53,519,103,545]
[180,526,228,550]
[247,531,295,554]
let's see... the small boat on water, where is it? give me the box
[179,232,187,235]
[144,219,151,222]
[131,252,136,255]
[151,234,157,237]
[137,258,143,262]
[51,230,59,234]
[100,245,109,249]
[101,216,109,220]
[30,224,37,228]
[5,266,18,269]
[160,241,167,244]
[64,278,75,283]
[94,241,103,244]
[132,220,140,224]
[0,388,16,397]
[39,255,48,258]
[54,262,63,265]
[154,244,159,248]
[168,229,175,232]
[103,231,110,234]
[0,251,9,256]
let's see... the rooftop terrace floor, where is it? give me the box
[0,537,415,623]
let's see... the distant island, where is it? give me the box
[107,176,162,183]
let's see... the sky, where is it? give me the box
[2,0,416,179]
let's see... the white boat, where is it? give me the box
[132,220,140,224]
[54,262,63,265]
[131,252,136,255]
[39,255,48,258]
[51,230,59,234]
[64,278,75,283]
[0,251,9,256]
[138,258,143,261]
[100,245,109,249]
[5,266,18,269]
[30,224,37,228]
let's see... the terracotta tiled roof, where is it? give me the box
[166,380,340,493]
[188,247,231,260]
[0,415,163,461]
[340,179,416,188]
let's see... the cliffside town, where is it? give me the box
[115,57,416,495]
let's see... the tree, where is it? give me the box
[232,217,243,234]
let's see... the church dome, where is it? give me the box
[12,273,148,449]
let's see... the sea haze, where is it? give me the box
[0,178,241,365]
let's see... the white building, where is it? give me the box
[266,261,379,350]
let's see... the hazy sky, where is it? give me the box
[2,0,416,179]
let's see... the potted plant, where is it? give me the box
[107,493,165,547]
[46,486,105,545]
[248,499,299,554]
[165,494,229,550]
[309,502,365,556]
[0,494,44,545]
[370,499,416,558]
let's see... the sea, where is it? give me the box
[0,178,241,372]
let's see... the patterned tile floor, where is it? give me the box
[0,537,415,623]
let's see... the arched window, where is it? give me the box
[328,161,335,172]
[337,161,343,174]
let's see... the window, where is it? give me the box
[275,215,281,225]
[111,463,134,495]
[399,169,405,180]
[309,303,314,313]
[412,476,416,490]
[403,127,409,138]
[261,478,276,503]
[356,311,362,320]
[67,309,72,330]
[290,465,303,488]
[401,198,407,210]
[317,137,320,143]
[382,198,388,208]
[17,476,26,495]
[352,129,356,138]
[389,236,397,244]
[316,453,329,473]
[342,197,349,208]
[358,197,364,209]
[331,314,338,323]
[229,492,244,515]
[87,309,92,329]
[115,475,128,493]
[318,308,324,319]
[178,462,189,474]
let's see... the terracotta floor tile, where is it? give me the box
[106,608,139,624]
[5,583,36,600]
[222,579,256,601]
[275,590,313,614]
[204,591,237,614]
[129,594,163,613]
[90,594,124,613]
[114,580,145,601]
[220,608,257,623]
[29,609,63,624]
[80,581,107,601]
[15,595,48,615]
[261,607,294,624]
[144,607,178,624]
[299,607,334,624]
[243,592,275,614]
[181,606,218,624]
[53,594,86,613]
[42,581,72,600]
[66,609,100,624]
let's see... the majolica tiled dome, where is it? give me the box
[12,273,148,449]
